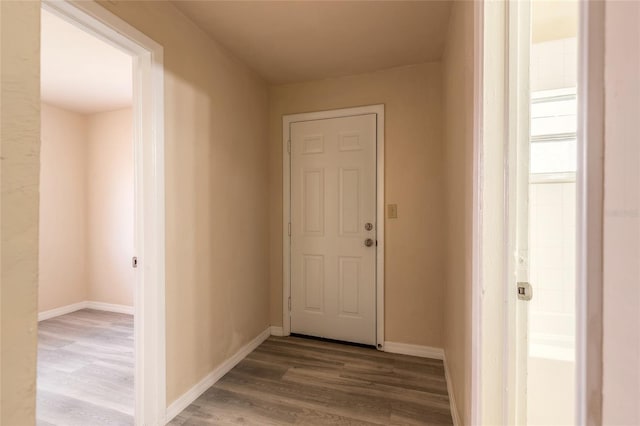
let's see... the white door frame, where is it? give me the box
[282,105,385,349]
[41,2,166,424]
[473,0,605,424]
[576,1,605,424]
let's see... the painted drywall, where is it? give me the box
[0,1,40,424]
[38,105,134,313]
[532,0,578,44]
[86,108,134,307]
[442,1,475,424]
[96,1,270,406]
[602,1,640,423]
[41,8,132,114]
[268,63,446,348]
[39,103,88,312]
[172,2,452,84]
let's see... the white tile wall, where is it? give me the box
[529,181,576,346]
[531,38,578,92]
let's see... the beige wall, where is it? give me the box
[268,63,446,348]
[602,1,640,423]
[39,105,134,312]
[97,1,270,405]
[39,103,88,312]
[0,1,41,424]
[86,108,134,307]
[442,1,475,424]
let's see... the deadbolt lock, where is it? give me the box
[365,222,373,231]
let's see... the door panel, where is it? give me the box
[290,114,376,345]
[302,169,324,235]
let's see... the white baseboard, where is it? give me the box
[383,341,444,360]
[38,301,88,321]
[38,300,134,321]
[165,327,271,423]
[86,301,134,315]
[270,326,284,336]
[444,352,461,426]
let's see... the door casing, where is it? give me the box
[41,2,167,424]
[476,1,604,424]
[282,105,385,349]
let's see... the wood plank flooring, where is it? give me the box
[170,336,453,425]
[37,309,134,426]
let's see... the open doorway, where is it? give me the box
[524,1,579,423]
[37,1,166,424]
[475,1,586,424]
[37,7,135,424]
[506,0,580,424]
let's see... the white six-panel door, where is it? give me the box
[290,114,377,345]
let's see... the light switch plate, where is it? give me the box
[387,204,398,219]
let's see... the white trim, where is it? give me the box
[383,341,444,360]
[444,353,461,426]
[165,327,271,423]
[471,0,484,424]
[282,105,385,349]
[532,87,577,100]
[270,326,284,337]
[38,301,88,321]
[506,1,532,423]
[38,301,135,321]
[530,172,576,184]
[41,2,166,425]
[576,1,605,424]
[86,301,135,315]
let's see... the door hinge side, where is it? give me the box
[288,296,291,312]
[288,222,291,236]
[287,139,291,154]
[132,256,138,268]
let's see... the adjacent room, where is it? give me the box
[37,7,135,425]
[527,1,578,423]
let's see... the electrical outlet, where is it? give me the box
[387,204,398,219]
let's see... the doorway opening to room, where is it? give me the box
[474,0,600,424]
[508,1,580,424]
[37,1,165,425]
[38,7,135,425]
[282,105,385,348]
[478,1,584,424]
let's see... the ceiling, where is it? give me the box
[172,1,453,85]
[41,8,132,115]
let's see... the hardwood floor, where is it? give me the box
[37,314,452,425]
[170,336,453,425]
[37,309,134,426]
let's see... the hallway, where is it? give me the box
[170,336,453,425]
